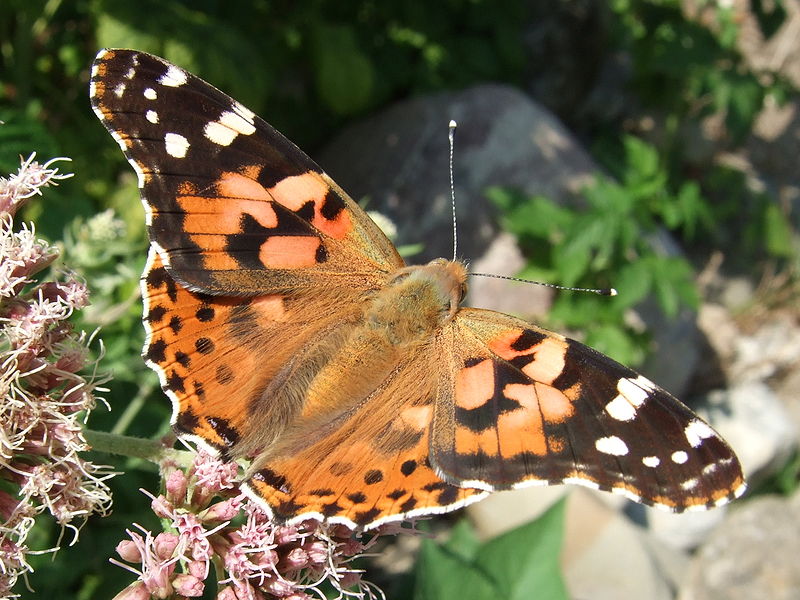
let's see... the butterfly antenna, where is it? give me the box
[449,120,458,262]
[470,272,617,296]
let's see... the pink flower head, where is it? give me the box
[0,154,112,597]
[0,154,72,217]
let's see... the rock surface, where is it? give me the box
[679,491,800,600]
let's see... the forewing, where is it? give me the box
[430,308,746,512]
[90,49,402,296]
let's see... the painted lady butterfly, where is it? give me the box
[89,49,746,531]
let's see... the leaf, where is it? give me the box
[763,202,795,258]
[414,537,498,600]
[310,24,374,115]
[585,323,643,366]
[414,501,568,600]
[612,260,653,310]
[476,500,568,600]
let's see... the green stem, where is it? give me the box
[83,429,192,467]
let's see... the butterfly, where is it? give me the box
[89,49,746,531]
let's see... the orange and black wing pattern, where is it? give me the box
[90,49,402,297]
[430,309,746,512]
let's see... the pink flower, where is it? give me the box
[0,154,112,597]
[112,450,393,599]
[0,153,72,217]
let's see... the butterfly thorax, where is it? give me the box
[366,258,468,339]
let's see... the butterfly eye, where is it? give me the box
[458,282,467,302]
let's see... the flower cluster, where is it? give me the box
[0,154,114,597]
[113,451,389,600]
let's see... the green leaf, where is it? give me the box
[477,500,568,600]
[763,202,795,258]
[585,323,643,366]
[310,24,374,115]
[612,260,654,310]
[554,241,591,287]
[443,519,482,562]
[414,502,567,600]
[415,537,498,600]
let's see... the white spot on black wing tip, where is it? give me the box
[605,394,636,421]
[642,456,660,468]
[685,419,715,448]
[144,88,157,100]
[671,450,689,464]
[680,477,699,491]
[595,436,629,456]
[146,110,159,124]
[159,65,187,87]
[113,83,126,98]
[164,133,189,158]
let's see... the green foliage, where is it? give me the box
[608,0,792,144]
[489,136,703,365]
[414,500,568,600]
[749,449,800,498]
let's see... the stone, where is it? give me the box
[679,491,800,600]
[318,83,598,265]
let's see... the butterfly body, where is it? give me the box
[90,49,746,530]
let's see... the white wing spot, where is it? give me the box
[642,456,660,468]
[204,121,237,146]
[595,436,629,456]
[618,376,651,406]
[125,67,136,79]
[164,133,189,158]
[231,101,256,124]
[219,110,257,135]
[144,88,157,100]
[605,393,636,421]
[159,65,187,87]
[113,83,126,98]
[204,110,257,146]
[685,420,715,448]
[671,450,689,464]
[680,477,699,491]
[146,110,159,124]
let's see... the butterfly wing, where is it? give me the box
[90,48,403,459]
[242,334,488,530]
[429,308,746,511]
[90,49,402,297]
[143,249,369,457]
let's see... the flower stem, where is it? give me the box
[83,429,192,467]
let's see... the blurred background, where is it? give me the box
[2,1,799,598]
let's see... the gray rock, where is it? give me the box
[317,83,597,264]
[679,491,800,600]
[732,314,800,384]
